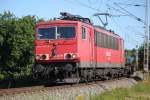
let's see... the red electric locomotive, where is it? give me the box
[33,12,130,83]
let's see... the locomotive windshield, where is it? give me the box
[38,27,56,39]
[38,26,75,39]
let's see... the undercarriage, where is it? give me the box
[32,62,132,83]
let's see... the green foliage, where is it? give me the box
[125,49,136,64]
[91,81,150,100]
[125,44,150,69]
[132,82,150,93]
[0,73,5,80]
[0,11,36,79]
[90,88,128,100]
[137,44,150,69]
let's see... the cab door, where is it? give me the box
[79,26,93,68]
[89,28,94,67]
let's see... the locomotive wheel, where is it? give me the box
[63,67,80,83]
[33,73,39,79]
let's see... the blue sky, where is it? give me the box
[0,0,149,49]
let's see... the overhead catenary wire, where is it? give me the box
[126,25,145,36]
[64,0,144,49]
[107,5,127,35]
[107,0,145,24]
[108,11,141,47]
[106,4,130,16]
[114,2,145,23]
[64,0,104,12]
[125,27,145,41]
[117,2,145,7]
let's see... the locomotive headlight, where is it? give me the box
[36,55,40,60]
[72,54,77,59]
[36,54,49,60]
[65,53,78,59]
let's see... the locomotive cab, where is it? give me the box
[35,21,78,61]
[34,20,81,81]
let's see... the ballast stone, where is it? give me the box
[0,78,137,100]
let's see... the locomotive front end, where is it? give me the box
[33,20,80,82]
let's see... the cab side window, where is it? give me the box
[82,27,86,39]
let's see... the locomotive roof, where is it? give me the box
[36,20,78,25]
[60,12,92,24]
[36,19,122,39]
[94,25,121,38]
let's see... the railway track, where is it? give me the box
[0,86,44,96]
[0,78,137,100]
[0,78,134,97]
[0,84,72,96]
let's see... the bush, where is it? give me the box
[0,11,36,80]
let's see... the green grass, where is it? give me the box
[90,81,150,100]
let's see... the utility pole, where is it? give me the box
[136,45,139,71]
[149,25,150,41]
[143,0,149,80]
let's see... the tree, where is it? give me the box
[138,44,150,70]
[125,49,136,64]
[0,12,36,79]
